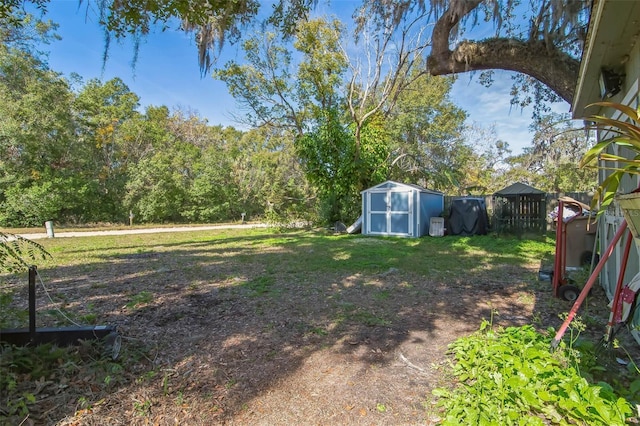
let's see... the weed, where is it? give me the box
[530,311,542,326]
[77,396,91,410]
[162,372,170,396]
[80,303,98,324]
[174,391,184,406]
[308,327,328,336]
[80,312,98,324]
[133,399,152,416]
[245,275,276,295]
[373,290,391,301]
[349,310,391,327]
[136,370,158,383]
[433,321,634,425]
[126,291,153,309]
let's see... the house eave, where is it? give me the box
[572,0,640,119]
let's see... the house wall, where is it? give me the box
[598,35,640,301]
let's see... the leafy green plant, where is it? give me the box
[433,321,633,425]
[580,101,640,213]
[0,289,29,328]
[133,399,152,416]
[126,291,154,309]
[0,232,50,273]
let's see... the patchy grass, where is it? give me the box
[1,228,637,424]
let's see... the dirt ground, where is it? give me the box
[2,231,638,425]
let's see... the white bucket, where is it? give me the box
[45,221,55,238]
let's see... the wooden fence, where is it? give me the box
[443,192,593,234]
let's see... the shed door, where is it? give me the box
[367,189,413,236]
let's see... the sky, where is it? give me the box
[38,0,572,155]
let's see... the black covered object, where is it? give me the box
[448,198,489,236]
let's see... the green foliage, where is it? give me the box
[296,108,361,223]
[0,7,58,58]
[580,102,640,214]
[0,50,139,225]
[0,233,50,273]
[293,18,348,118]
[125,148,192,222]
[386,68,468,192]
[0,46,307,226]
[126,291,154,309]
[0,343,72,419]
[433,322,633,425]
[500,112,596,193]
[0,337,151,423]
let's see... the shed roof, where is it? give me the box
[361,180,443,195]
[494,182,545,196]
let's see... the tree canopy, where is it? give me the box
[0,14,312,226]
[0,2,599,227]
[5,0,589,108]
[424,0,587,104]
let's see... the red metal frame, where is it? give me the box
[605,229,634,343]
[552,220,628,348]
[552,200,591,298]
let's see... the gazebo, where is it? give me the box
[493,183,546,234]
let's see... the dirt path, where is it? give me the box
[17,223,270,240]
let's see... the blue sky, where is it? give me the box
[40,0,572,155]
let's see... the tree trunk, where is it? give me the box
[427,0,579,104]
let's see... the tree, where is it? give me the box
[385,60,468,191]
[395,0,589,109]
[345,3,431,182]
[1,0,316,75]
[0,40,84,225]
[295,108,360,222]
[13,1,590,114]
[72,77,141,221]
[459,130,511,194]
[216,15,455,223]
[500,112,596,192]
[124,142,197,222]
[215,18,355,222]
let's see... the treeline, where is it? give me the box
[0,51,312,226]
[1,13,597,228]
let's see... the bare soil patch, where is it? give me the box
[1,229,637,425]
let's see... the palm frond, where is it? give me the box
[581,102,640,217]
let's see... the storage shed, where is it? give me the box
[361,181,444,237]
[493,182,546,234]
